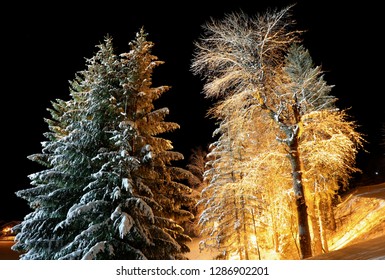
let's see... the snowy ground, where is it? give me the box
[327,183,385,248]
[1,182,384,260]
[187,182,385,260]
[307,235,385,260]
[308,182,385,260]
[185,238,217,260]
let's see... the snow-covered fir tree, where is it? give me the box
[198,96,264,260]
[12,29,194,260]
[186,147,207,191]
[184,146,208,237]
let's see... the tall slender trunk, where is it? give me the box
[251,208,261,260]
[325,195,336,231]
[319,197,333,253]
[309,197,322,255]
[240,195,250,260]
[319,207,329,253]
[232,187,243,260]
[269,203,280,252]
[288,136,312,259]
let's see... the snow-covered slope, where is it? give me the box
[187,182,385,260]
[307,235,385,260]
[309,182,385,260]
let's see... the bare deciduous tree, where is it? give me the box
[192,5,363,259]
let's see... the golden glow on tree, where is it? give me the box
[192,5,364,260]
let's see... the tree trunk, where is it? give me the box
[273,232,279,252]
[309,197,322,255]
[232,188,244,260]
[270,207,280,253]
[319,197,332,253]
[251,208,261,260]
[240,195,250,260]
[319,210,329,253]
[325,195,336,231]
[288,137,312,259]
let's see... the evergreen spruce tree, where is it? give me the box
[12,29,194,260]
[184,146,208,237]
[198,97,264,260]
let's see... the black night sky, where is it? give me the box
[3,0,383,221]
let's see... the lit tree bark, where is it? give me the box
[318,200,330,253]
[286,127,312,259]
[251,208,262,259]
[240,194,250,260]
[232,187,244,260]
[308,196,323,255]
[324,195,336,231]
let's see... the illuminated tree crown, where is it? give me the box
[192,6,364,259]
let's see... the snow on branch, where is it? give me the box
[82,241,114,260]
